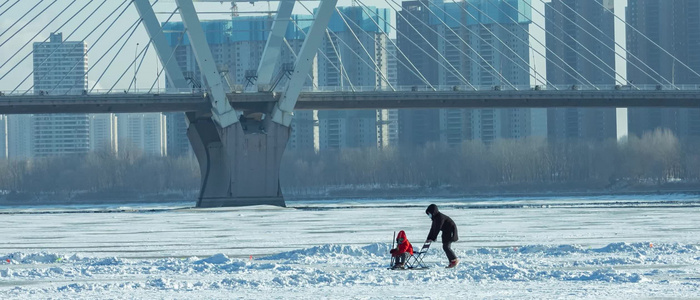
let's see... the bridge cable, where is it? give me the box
[324,29,356,91]
[591,0,700,83]
[0,0,44,39]
[412,0,520,89]
[558,0,680,87]
[126,42,151,93]
[382,1,474,89]
[417,0,527,90]
[519,0,634,88]
[95,1,168,93]
[296,1,396,90]
[334,8,394,91]
[517,0,626,89]
[324,27,398,90]
[385,0,483,89]
[0,0,58,49]
[0,0,18,19]
[90,18,143,93]
[108,25,152,93]
[525,0,653,87]
[278,28,319,89]
[483,0,595,90]
[0,0,11,13]
[50,1,135,95]
[356,0,468,90]
[388,0,501,89]
[282,37,319,89]
[496,0,613,89]
[289,13,354,90]
[41,0,131,94]
[148,30,182,93]
[288,16,352,90]
[351,0,436,90]
[296,0,393,90]
[0,0,78,71]
[0,0,93,84]
[13,0,110,94]
[441,0,552,88]
[108,1,178,94]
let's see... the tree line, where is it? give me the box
[0,128,697,200]
[280,129,700,195]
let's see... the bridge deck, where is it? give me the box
[0,89,699,114]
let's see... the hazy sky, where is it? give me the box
[0,0,629,93]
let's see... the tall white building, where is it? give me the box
[31,32,90,157]
[317,6,394,150]
[0,115,7,159]
[398,0,545,146]
[116,113,167,156]
[7,115,31,159]
[385,41,399,146]
[90,114,117,153]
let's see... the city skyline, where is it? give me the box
[3,0,700,158]
[0,0,628,92]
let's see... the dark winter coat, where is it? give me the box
[425,204,459,242]
[390,230,414,257]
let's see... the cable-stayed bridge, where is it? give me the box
[1,0,699,207]
[2,85,700,114]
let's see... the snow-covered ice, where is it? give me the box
[1,195,700,298]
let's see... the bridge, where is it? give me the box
[1,0,699,207]
[2,86,700,114]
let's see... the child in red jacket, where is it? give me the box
[390,230,414,269]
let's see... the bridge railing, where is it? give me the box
[0,88,203,97]
[297,84,700,92]
[4,84,700,97]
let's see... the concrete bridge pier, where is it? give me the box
[187,112,289,207]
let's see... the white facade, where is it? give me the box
[0,115,7,159]
[90,114,117,153]
[317,18,392,150]
[31,114,89,157]
[116,113,167,156]
[31,32,90,157]
[7,115,31,159]
[436,22,541,144]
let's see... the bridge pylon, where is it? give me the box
[187,112,288,207]
[135,0,336,207]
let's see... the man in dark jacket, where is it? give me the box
[425,204,459,268]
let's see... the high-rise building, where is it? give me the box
[164,112,191,157]
[386,40,399,146]
[31,32,90,157]
[396,0,441,148]
[626,0,700,138]
[317,6,394,150]
[0,115,7,159]
[7,115,31,159]
[116,113,167,156]
[546,0,617,141]
[397,0,541,146]
[89,114,117,153]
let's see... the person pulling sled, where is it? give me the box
[425,204,460,268]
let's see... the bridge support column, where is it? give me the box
[187,113,289,207]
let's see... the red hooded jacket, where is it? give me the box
[390,230,414,257]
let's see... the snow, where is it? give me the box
[1,196,700,298]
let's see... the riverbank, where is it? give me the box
[1,181,699,206]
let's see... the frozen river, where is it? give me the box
[1,195,700,299]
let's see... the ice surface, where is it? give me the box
[1,196,700,298]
